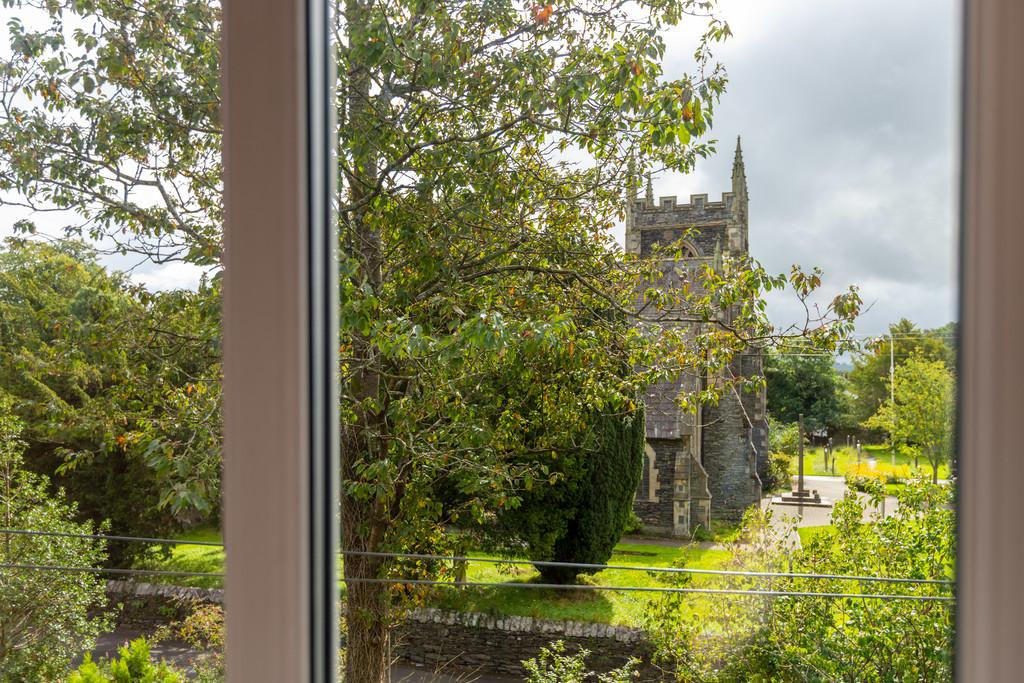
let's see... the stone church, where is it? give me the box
[628,139,769,537]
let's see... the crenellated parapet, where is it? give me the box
[631,191,738,215]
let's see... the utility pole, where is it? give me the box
[890,332,896,466]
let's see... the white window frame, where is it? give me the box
[221,1,337,681]
[957,0,1024,679]
[218,0,1024,680]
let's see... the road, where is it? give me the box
[764,475,899,546]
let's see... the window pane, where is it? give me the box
[0,2,226,679]
[335,1,956,682]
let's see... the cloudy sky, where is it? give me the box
[646,0,961,337]
[0,1,960,338]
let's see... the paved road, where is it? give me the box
[764,475,898,546]
[94,628,518,682]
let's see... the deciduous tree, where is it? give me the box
[0,3,863,681]
[864,355,953,483]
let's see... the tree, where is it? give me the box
[764,348,848,434]
[646,481,954,682]
[0,239,221,562]
[0,394,110,683]
[847,319,953,427]
[0,3,862,681]
[502,403,645,585]
[864,356,953,483]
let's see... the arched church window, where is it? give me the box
[637,443,659,502]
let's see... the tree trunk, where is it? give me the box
[341,1,390,680]
[342,493,390,683]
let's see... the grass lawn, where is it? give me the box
[427,543,732,626]
[796,525,836,547]
[135,532,732,626]
[788,445,951,481]
[133,526,225,589]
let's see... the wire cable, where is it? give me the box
[0,528,953,586]
[0,528,223,547]
[339,549,953,586]
[343,577,954,603]
[0,563,952,602]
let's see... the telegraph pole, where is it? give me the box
[890,332,896,466]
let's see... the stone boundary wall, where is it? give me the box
[105,583,659,678]
[395,608,657,679]
[105,581,223,629]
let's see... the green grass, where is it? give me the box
[796,525,836,547]
[135,531,731,626]
[133,526,225,589]
[788,445,951,481]
[429,543,731,626]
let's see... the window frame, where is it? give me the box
[221,1,337,681]
[956,0,1024,679]
[218,0,1024,679]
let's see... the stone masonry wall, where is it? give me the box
[634,438,681,533]
[395,608,658,680]
[105,581,224,629]
[634,438,710,536]
[104,583,661,680]
[634,194,735,259]
[701,383,762,520]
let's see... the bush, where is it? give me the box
[154,603,224,682]
[504,403,645,584]
[646,481,954,682]
[68,639,184,683]
[844,462,886,493]
[523,640,639,683]
[845,462,911,492]
[767,416,802,456]
[537,405,645,583]
[622,510,644,536]
[763,452,792,491]
[0,399,110,683]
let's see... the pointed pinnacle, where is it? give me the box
[645,173,654,203]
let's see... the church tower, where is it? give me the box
[629,139,766,535]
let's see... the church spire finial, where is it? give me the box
[731,135,747,198]
[645,172,654,203]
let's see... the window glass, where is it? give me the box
[334,1,957,681]
[0,2,226,680]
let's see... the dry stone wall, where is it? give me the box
[104,583,660,679]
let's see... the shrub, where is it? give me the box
[763,452,792,491]
[622,510,644,536]
[537,404,645,583]
[67,638,184,683]
[0,398,110,683]
[767,417,802,456]
[505,403,645,584]
[523,640,639,683]
[844,463,885,493]
[646,481,954,682]
[154,602,224,682]
[845,462,911,492]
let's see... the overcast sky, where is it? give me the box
[645,0,961,337]
[0,1,960,338]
